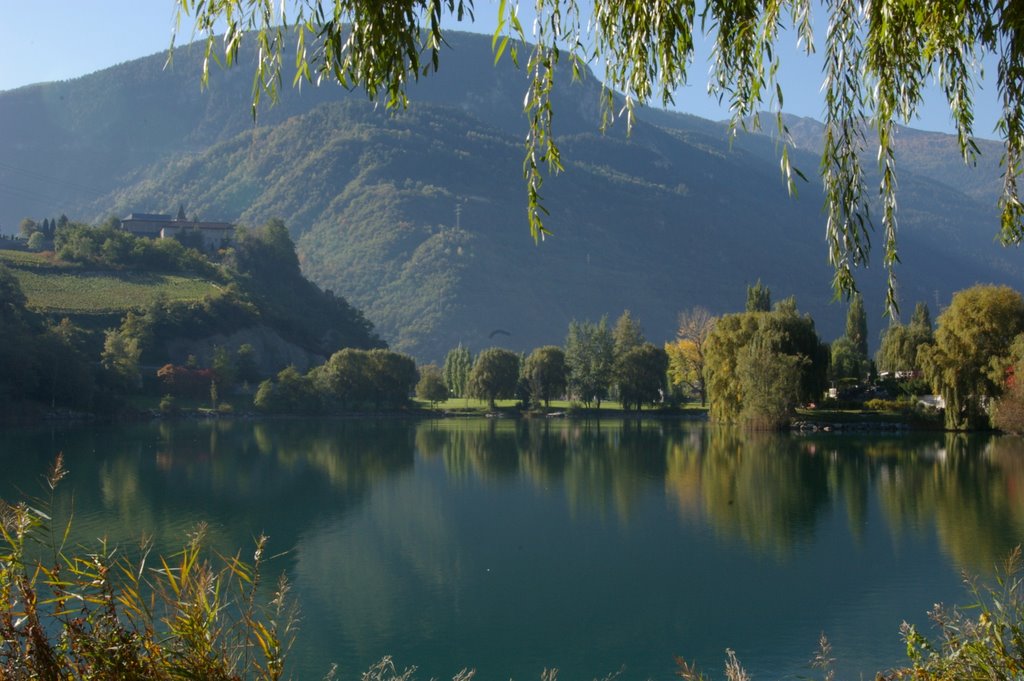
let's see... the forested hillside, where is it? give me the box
[2,31,1019,361]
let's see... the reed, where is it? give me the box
[0,454,295,680]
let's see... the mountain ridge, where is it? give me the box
[2,31,1020,361]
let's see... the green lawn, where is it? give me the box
[417,397,706,415]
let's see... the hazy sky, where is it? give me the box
[0,0,1005,138]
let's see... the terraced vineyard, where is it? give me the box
[0,250,222,314]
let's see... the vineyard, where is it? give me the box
[0,250,221,314]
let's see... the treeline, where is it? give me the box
[9,210,1024,433]
[252,349,418,413]
[432,311,670,413]
[21,216,216,275]
[429,279,1024,433]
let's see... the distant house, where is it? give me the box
[120,207,233,251]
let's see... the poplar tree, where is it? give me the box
[442,344,472,398]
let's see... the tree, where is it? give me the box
[254,365,318,413]
[615,343,669,412]
[746,280,771,313]
[705,300,827,426]
[523,345,567,409]
[416,364,449,406]
[442,344,472,398]
[26,232,46,251]
[665,306,716,405]
[176,1,1024,308]
[736,325,806,430]
[845,294,868,359]
[612,310,645,358]
[919,285,1024,430]
[564,317,614,408]
[314,348,373,410]
[910,302,932,332]
[830,336,867,382]
[876,302,934,375]
[101,326,142,392]
[211,345,238,391]
[366,348,418,409]
[467,347,520,410]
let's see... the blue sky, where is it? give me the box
[0,0,1005,138]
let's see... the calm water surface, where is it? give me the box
[2,418,1024,680]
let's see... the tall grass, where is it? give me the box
[0,454,295,680]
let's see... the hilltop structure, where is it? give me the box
[120,206,233,251]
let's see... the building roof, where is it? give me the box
[123,213,173,222]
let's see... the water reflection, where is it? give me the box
[3,419,1024,679]
[3,420,1024,572]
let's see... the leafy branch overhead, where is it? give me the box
[173,0,1024,307]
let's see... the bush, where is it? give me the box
[863,398,910,412]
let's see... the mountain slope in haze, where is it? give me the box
[2,31,1021,361]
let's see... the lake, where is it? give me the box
[2,418,1023,680]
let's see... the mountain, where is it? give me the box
[2,31,1021,361]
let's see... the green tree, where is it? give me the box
[612,310,645,358]
[314,348,373,410]
[26,232,46,251]
[564,317,614,408]
[178,1,1024,304]
[254,365,318,413]
[367,348,418,409]
[911,301,932,332]
[101,326,142,392]
[416,364,449,406]
[876,302,934,375]
[830,336,866,382]
[615,343,669,412]
[211,345,237,391]
[523,345,567,409]
[846,294,868,359]
[919,285,1024,430]
[705,300,827,426]
[467,347,520,410]
[736,325,806,429]
[442,344,472,398]
[746,280,771,313]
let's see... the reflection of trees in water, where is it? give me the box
[663,427,1024,566]
[41,420,417,563]
[876,433,1024,570]
[561,419,669,522]
[666,426,832,554]
[28,419,1024,577]
[415,419,673,521]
